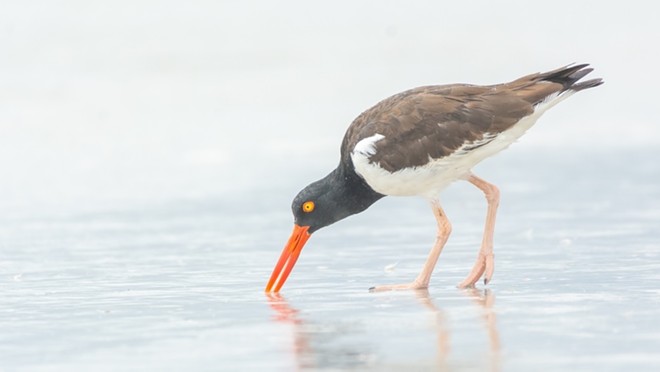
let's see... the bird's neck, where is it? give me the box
[325,161,385,218]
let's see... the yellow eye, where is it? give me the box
[302,201,315,213]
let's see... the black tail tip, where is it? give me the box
[544,63,604,91]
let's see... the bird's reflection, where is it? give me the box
[266,293,373,370]
[412,289,451,366]
[266,293,314,369]
[266,293,302,324]
[266,289,500,370]
[462,288,501,357]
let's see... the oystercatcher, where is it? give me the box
[266,64,602,292]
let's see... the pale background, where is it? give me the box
[1,2,659,371]
[1,1,657,214]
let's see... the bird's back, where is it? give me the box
[342,64,602,197]
[342,64,602,172]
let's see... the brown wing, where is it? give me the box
[341,64,602,172]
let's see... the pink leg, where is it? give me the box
[370,199,452,292]
[458,173,500,288]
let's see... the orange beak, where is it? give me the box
[265,224,311,292]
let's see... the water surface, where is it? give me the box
[1,149,659,371]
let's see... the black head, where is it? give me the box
[266,164,384,292]
[291,166,384,233]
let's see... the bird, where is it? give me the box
[265,64,603,293]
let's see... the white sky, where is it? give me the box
[1,1,658,212]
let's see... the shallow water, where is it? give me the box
[1,148,659,371]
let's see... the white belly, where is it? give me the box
[351,94,567,198]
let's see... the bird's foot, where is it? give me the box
[369,280,428,292]
[457,251,494,288]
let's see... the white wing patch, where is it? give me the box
[353,133,385,157]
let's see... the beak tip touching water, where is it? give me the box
[265,225,311,292]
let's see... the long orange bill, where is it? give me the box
[265,224,311,292]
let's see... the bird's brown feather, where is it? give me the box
[341,64,602,172]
